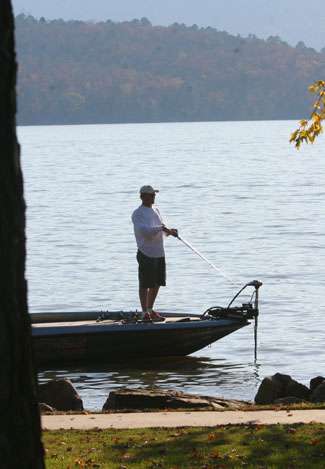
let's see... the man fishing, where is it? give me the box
[132,185,178,321]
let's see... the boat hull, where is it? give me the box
[32,318,249,366]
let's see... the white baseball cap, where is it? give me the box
[139,185,159,194]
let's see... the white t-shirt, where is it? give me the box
[131,205,165,258]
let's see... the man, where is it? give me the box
[132,185,177,321]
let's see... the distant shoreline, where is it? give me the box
[16,15,315,127]
[17,117,298,128]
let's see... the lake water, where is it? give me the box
[18,121,325,410]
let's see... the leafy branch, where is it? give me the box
[290,80,325,149]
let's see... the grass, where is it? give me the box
[44,424,325,468]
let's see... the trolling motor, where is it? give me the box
[201,280,262,320]
[201,280,263,360]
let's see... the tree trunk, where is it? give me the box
[0,2,44,468]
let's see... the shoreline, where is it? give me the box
[40,400,325,415]
[39,378,325,415]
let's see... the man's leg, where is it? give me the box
[147,287,165,321]
[139,287,148,312]
[147,287,160,310]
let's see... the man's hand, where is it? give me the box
[162,225,171,236]
[170,228,178,237]
[162,225,178,237]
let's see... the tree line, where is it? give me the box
[16,14,325,125]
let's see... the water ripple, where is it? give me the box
[19,121,325,410]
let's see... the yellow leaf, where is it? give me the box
[289,130,298,142]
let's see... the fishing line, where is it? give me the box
[176,234,238,285]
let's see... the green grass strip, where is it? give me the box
[44,424,325,468]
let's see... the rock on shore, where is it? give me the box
[255,374,325,405]
[103,388,248,411]
[38,379,83,411]
[311,381,325,403]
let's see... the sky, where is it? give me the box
[12,0,325,50]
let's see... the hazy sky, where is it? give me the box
[12,0,325,50]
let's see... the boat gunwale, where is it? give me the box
[32,317,249,337]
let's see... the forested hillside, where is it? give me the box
[16,14,325,125]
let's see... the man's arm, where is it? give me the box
[132,212,163,239]
[156,208,178,237]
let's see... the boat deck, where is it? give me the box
[33,317,199,328]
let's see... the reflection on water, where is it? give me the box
[38,356,261,410]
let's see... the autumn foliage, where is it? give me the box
[290,81,325,148]
[16,14,325,126]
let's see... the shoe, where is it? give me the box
[143,312,152,322]
[150,311,166,322]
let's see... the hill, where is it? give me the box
[16,15,325,125]
[13,0,325,50]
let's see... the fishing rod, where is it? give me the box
[175,233,237,285]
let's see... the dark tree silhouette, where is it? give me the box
[0,2,44,467]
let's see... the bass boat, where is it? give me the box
[31,280,262,366]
